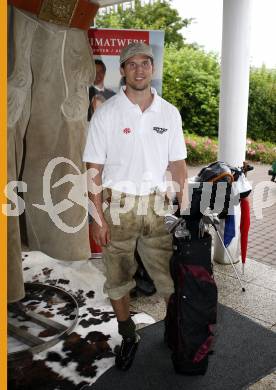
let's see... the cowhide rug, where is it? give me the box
[8,252,155,390]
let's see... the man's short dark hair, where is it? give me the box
[95,59,106,73]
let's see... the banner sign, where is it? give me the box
[88,29,150,56]
[87,28,165,95]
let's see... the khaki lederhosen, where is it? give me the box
[102,190,174,300]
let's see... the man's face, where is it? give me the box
[120,54,154,92]
[94,63,106,86]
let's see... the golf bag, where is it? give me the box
[164,161,252,375]
[164,161,236,375]
[165,231,217,375]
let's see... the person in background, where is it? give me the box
[87,59,115,121]
[83,42,188,371]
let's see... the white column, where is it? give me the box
[214,0,252,264]
[218,0,252,165]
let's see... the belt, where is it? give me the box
[104,188,170,204]
[8,0,99,30]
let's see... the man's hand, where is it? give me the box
[86,162,110,246]
[91,218,111,246]
[169,159,189,212]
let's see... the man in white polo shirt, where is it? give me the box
[83,42,188,371]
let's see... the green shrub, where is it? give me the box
[164,48,276,144]
[184,133,218,165]
[163,46,220,137]
[247,67,276,143]
[245,138,276,164]
[184,133,276,165]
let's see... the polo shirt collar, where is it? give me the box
[119,86,161,113]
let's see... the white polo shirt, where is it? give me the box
[83,87,187,195]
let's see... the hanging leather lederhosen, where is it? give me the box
[8,0,98,302]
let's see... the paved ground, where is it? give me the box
[246,163,276,267]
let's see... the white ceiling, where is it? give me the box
[92,0,130,8]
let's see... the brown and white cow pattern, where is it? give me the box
[8,252,154,389]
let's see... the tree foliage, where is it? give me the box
[247,67,276,142]
[163,45,220,136]
[96,0,191,48]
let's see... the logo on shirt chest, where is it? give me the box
[123,127,132,134]
[153,126,168,134]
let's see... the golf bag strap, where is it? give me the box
[208,172,234,183]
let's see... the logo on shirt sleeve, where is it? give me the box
[123,127,132,134]
[153,126,168,134]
